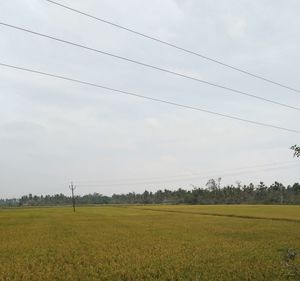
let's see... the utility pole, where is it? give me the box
[69,182,76,212]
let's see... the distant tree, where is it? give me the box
[206,178,217,190]
[206,178,222,203]
[217,177,222,189]
[291,145,300,157]
[3,180,300,207]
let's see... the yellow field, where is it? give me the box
[0,205,299,281]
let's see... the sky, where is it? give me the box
[0,0,300,198]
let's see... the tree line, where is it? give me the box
[1,181,300,207]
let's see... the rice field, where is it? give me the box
[0,205,299,281]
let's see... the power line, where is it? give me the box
[1,62,300,134]
[74,161,299,185]
[76,163,300,187]
[77,161,298,183]
[45,0,300,94]
[1,22,300,112]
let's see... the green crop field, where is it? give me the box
[0,205,300,281]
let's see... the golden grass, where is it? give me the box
[0,205,299,280]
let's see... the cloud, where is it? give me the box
[226,17,247,38]
[0,0,299,197]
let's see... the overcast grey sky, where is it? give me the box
[0,0,300,198]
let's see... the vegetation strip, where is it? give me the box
[132,207,300,223]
